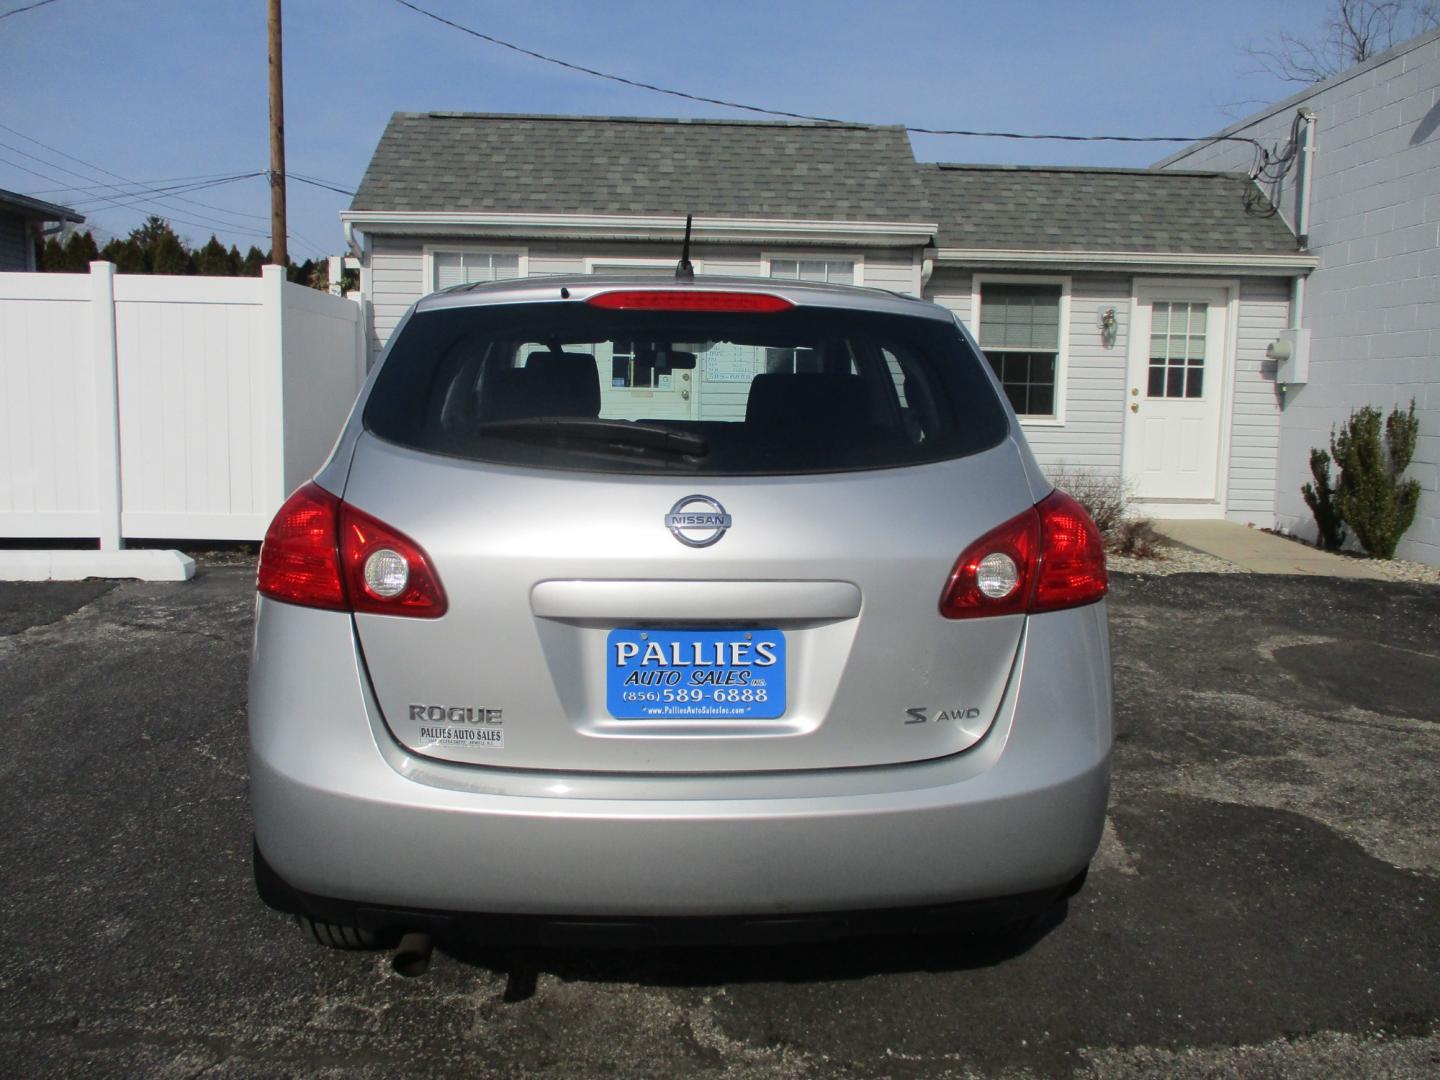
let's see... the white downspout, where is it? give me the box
[343,218,363,260]
[1295,109,1316,251]
[1282,109,1316,409]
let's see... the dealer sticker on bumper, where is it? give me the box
[606,628,786,720]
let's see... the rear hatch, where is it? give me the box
[348,286,1029,773]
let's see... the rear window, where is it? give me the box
[363,301,1010,475]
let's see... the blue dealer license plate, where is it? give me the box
[606,628,786,720]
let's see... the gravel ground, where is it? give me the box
[1326,553,1440,585]
[1107,540,1440,585]
[1106,543,1245,576]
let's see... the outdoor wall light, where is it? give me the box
[1098,307,1118,348]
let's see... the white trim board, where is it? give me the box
[345,211,937,248]
[934,248,1317,275]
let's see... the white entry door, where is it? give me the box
[1122,284,1231,504]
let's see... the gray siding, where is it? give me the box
[1160,29,1440,563]
[1052,275,1129,475]
[362,238,923,358]
[927,269,1129,475]
[0,214,30,272]
[1229,279,1288,521]
[366,237,423,356]
[861,250,921,295]
[928,268,1287,520]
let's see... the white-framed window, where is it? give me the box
[585,256,697,278]
[972,275,1071,423]
[424,246,527,292]
[764,254,860,285]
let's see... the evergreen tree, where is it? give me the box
[37,235,65,271]
[61,230,100,271]
[241,246,267,276]
[100,237,146,274]
[226,244,243,275]
[123,216,190,274]
[288,257,319,285]
[195,235,233,276]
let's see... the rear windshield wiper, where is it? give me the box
[472,418,710,460]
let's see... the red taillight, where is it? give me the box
[586,290,794,312]
[1032,489,1108,613]
[940,490,1107,619]
[257,483,447,618]
[257,483,346,610]
[337,502,447,617]
[940,506,1041,619]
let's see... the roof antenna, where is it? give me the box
[675,214,695,282]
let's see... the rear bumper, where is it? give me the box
[248,598,1111,921]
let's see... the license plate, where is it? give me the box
[606,628,786,720]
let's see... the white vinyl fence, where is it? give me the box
[0,262,365,546]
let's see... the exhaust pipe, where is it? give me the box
[392,931,434,977]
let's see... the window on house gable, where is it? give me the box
[763,260,858,370]
[769,258,855,285]
[433,251,521,291]
[589,262,676,278]
[978,283,1063,419]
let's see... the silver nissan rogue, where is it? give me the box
[248,273,1112,949]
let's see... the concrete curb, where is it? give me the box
[0,549,196,582]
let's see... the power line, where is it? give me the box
[2,154,324,255]
[22,172,267,197]
[390,0,1264,155]
[0,122,276,227]
[289,171,356,190]
[0,0,62,21]
[0,137,276,235]
[0,125,331,256]
[289,173,356,197]
[65,173,265,213]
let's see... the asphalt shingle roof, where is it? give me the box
[0,187,84,224]
[921,164,1299,255]
[352,113,933,222]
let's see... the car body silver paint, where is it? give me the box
[344,432,1034,772]
[249,274,1112,922]
[248,596,1109,916]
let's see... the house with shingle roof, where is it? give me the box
[0,188,84,271]
[343,111,1318,524]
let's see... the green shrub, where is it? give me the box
[1300,448,1346,551]
[1316,401,1421,559]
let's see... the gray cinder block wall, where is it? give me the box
[1158,28,1440,565]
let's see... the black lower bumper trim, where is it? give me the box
[253,840,1074,949]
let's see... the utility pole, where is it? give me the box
[267,0,287,269]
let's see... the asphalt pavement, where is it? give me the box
[1,567,1437,1078]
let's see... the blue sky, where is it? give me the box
[1,0,1332,260]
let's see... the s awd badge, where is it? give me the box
[905,706,982,725]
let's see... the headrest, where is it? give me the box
[523,351,601,417]
[745,373,871,432]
